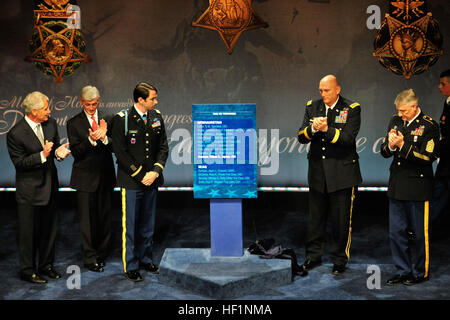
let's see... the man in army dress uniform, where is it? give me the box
[431,69,450,223]
[297,75,362,275]
[381,89,440,286]
[111,83,169,282]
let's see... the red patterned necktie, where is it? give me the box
[91,116,98,131]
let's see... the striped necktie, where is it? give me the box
[36,123,45,147]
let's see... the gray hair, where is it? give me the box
[80,85,100,101]
[394,89,419,106]
[23,91,49,114]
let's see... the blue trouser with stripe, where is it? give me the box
[121,188,157,273]
[389,198,430,278]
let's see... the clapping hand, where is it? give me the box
[89,120,107,142]
[388,129,404,149]
[312,117,328,132]
[55,142,71,159]
[42,140,54,158]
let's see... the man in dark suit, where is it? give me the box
[111,82,169,282]
[297,75,362,275]
[67,86,116,272]
[431,70,450,223]
[7,91,71,284]
[381,89,440,286]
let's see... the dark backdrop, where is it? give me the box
[1,0,449,187]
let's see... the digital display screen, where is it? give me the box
[192,104,257,199]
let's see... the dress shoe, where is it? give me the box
[300,259,322,271]
[140,263,159,274]
[125,270,143,282]
[20,273,47,284]
[97,260,106,268]
[332,264,346,275]
[85,263,104,273]
[39,266,61,279]
[386,274,410,286]
[403,274,429,286]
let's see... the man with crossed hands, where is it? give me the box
[111,82,168,282]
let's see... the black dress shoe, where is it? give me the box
[97,260,106,268]
[140,263,159,274]
[84,263,104,273]
[386,274,410,286]
[39,266,61,279]
[403,275,429,286]
[332,264,346,275]
[300,259,322,271]
[20,273,47,284]
[125,270,143,282]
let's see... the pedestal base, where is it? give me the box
[158,248,292,299]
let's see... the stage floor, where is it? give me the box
[0,191,449,300]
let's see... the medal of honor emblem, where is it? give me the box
[192,0,268,54]
[373,1,443,79]
[25,1,91,84]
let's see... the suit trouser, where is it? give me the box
[430,177,450,223]
[389,198,430,278]
[77,184,113,265]
[17,199,58,275]
[306,187,356,266]
[121,188,157,273]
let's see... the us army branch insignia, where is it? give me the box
[373,1,443,79]
[192,0,268,54]
[25,0,91,84]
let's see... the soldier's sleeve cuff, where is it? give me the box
[329,128,340,144]
[153,163,164,175]
[130,165,146,181]
[298,127,312,141]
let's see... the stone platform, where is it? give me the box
[158,248,292,299]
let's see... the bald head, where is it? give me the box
[319,75,341,106]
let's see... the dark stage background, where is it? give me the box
[1,0,449,187]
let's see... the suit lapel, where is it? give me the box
[79,111,91,131]
[22,117,45,149]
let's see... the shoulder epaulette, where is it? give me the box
[117,111,125,117]
[423,115,433,123]
[306,100,313,106]
[154,109,161,114]
[349,102,360,109]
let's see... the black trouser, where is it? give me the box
[77,185,112,265]
[305,186,356,266]
[17,200,58,276]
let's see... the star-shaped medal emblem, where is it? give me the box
[192,0,268,54]
[373,10,443,79]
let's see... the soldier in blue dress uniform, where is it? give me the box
[381,89,440,286]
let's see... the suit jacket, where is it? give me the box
[436,101,450,178]
[67,111,116,192]
[111,106,169,190]
[297,96,362,193]
[6,117,61,206]
[381,111,440,201]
